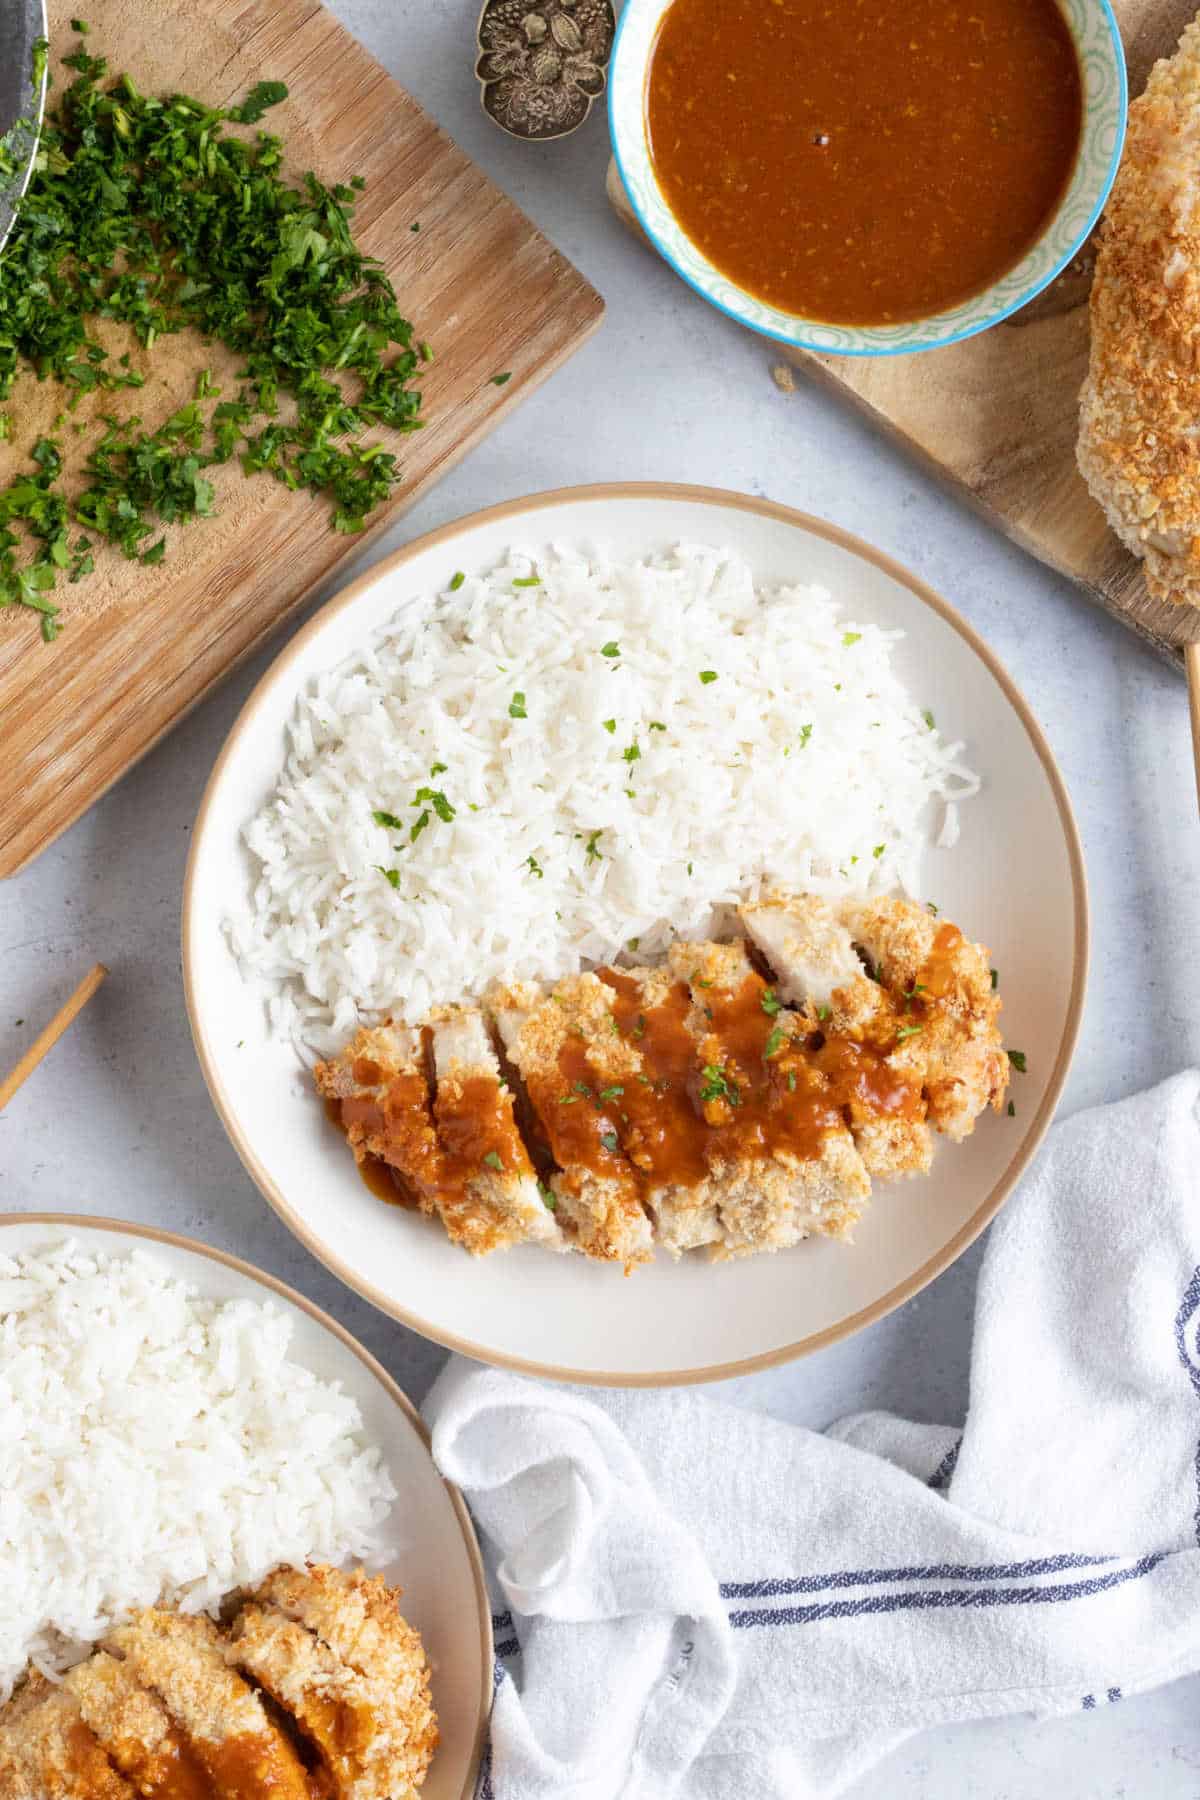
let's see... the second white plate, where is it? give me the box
[184,484,1087,1385]
[0,1215,491,1800]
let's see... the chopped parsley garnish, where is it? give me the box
[698,669,718,684]
[1007,1101,1016,1117]
[602,718,616,733]
[482,1150,503,1172]
[842,631,862,646]
[490,371,512,385]
[873,843,885,859]
[600,1131,619,1153]
[927,901,940,916]
[991,967,999,990]
[763,1026,787,1060]
[922,709,936,731]
[633,1013,646,1040]
[512,575,540,587]
[584,829,603,862]
[816,1004,831,1022]
[409,811,430,844]
[627,937,639,951]
[700,1064,740,1106]
[537,1181,557,1210]
[760,988,782,1017]
[449,570,466,591]
[413,786,455,822]
[787,1070,797,1092]
[509,691,527,719]
[429,761,447,776]
[598,1085,624,1101]
[895,1023,923,1042]
[558,1093,579,1105]
[648,720,666,731]
[0,38,425,638]
[375,866,400,888]
[622,742,640,764]
[1007,1049,1027,1073]
[230,79,289,124]
[600,640,620,658]
[372,808,404,830]
[798,723,813,749]
[573,1079,593,1098]
[525,854,543,878]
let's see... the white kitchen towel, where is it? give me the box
[424,1072,1200,1800]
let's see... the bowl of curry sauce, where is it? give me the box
[609,0,1126,355]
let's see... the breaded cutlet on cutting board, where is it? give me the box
[608,0,1197,670]
[0,0,603,879]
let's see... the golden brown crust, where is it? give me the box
[103,1610,313,1799]
[1078,16,1200,603]
[0,1674,134,1800]
[229,1579,437,1800]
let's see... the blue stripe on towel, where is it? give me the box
[719,1552,1116,1601]
[927,1438,962,1492]
[1082,1693,1096,1709]
[727,1551,1167,1628]
[1173,1264,1200,1545]
[492,1609,513,1632]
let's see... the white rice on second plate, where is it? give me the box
[230,543,978,1049]
[0,1243,395,1699]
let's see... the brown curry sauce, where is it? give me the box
[646,0,1082,325]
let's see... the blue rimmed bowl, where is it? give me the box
[608,0,1127,357]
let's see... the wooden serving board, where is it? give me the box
[609,0,1196,671]
[0,0,604,878]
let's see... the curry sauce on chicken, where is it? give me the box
[315,891,1010,1269]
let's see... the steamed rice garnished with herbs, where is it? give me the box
[232,544,978,1049]
[0,1243,395,1700]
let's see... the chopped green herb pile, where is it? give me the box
[0,29,424,640]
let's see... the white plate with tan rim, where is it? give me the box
[0,1214,491,1800]
[184,484,1088,1386]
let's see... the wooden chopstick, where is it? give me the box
[1187,643,1200,818]
[0,964,108,1112]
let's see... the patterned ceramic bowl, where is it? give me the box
[608,0,1127,357]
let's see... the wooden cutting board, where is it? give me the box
[0,0,604,878]
[609,0,1196,671]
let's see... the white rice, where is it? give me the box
[231,543,979,1050]
[0,1242,395,1700]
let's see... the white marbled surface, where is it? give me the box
[3,1,1200,1791]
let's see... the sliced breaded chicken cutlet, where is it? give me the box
[490,976,654,1266]
[103,1609,313,1799]
[740,892,935,1179]
[64,1653,210,1798]
[314,891,1009,1268]
[667,938,871,1255]
[315,1011,561,1255]
[594,962,726,1253]
[0,1674,134,1800]
[228,1565,437,1800]
[841,895,1009,1139]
